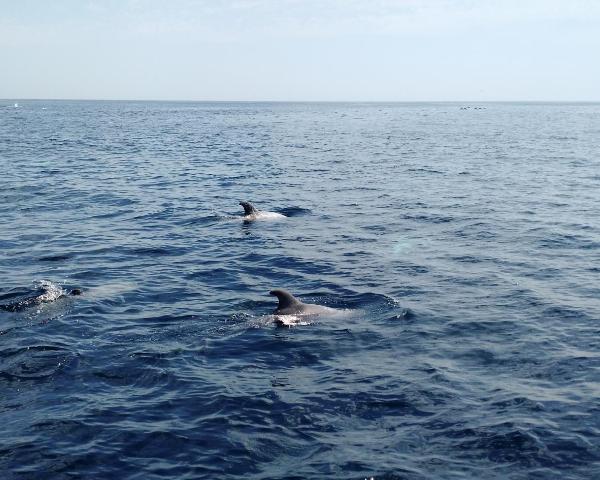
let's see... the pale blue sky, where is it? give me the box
[1,0,599,101]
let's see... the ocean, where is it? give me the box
[1,100,599,479]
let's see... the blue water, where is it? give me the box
[1,101,600,479]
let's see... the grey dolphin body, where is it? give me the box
[239,202,285,221]
[270,289,335,316]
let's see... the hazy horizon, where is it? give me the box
[5,99,600,104]
[2,0,599,102]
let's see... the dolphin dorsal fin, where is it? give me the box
[239,201,259,215]
[270,289,300,310]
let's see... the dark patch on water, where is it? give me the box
[278,206,312,217]
[129,246,186,257]
[38,254,73,262]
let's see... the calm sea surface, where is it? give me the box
[1,101,599,479]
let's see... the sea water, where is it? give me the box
[1,101,599,479]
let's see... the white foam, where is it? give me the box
[273,314,313,327]
[34,280,65,302]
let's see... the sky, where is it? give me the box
[1,0,599,101]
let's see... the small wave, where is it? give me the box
[177,214,223,226]
[538,234,599,250]
[129,246,186,257]
[451,255,485,263]
[406,167,445,174]
[89,208,136,220]
[401,213,454,223]
[541,305,590,321]
[0,345,77,381]
[445,422,600,469]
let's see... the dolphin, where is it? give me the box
[270,289,337,316]
[239,202,286,221]
[0,286,82,312]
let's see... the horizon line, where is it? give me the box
[3,98,600,104]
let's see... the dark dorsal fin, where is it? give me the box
[239,201,259,215]
[270,289,301,310]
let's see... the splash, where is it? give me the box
[34,280,66,302]
[273,314,314,327]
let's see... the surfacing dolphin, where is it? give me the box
[0,285,82,313]
[270,289,337,316]
[239,201,286,221]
